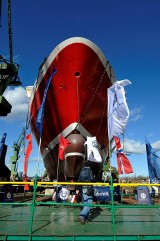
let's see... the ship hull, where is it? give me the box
[29,37,115,180]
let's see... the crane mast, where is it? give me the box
[0,0,22,116]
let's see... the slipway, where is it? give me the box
[0,180,160,241]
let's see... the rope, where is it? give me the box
[96,100,107,139]
[76,60,110,129]
[76,76,80,122]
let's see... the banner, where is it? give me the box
[114,136,133,174]
[107,79,131,141]
[137,186,151,205]
[58,135,71,160]
[146,139,160,184]
[56,186,70,202]
[0,133,7,158]
[85,136,102,163]
[35,66,57,136]
[24,134,32,190]
[94,186,121,202]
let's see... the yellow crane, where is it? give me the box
[10,128,26,181]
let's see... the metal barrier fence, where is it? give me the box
[0,176,159,241]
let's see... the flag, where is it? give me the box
[24,134,32,190]
[58,135,71,160]
[146,139,160,183]
[0,133,7,158]
[114,136,133,174]
[107,79,131,141]
[85,136,102,163]
[35,66,57,136]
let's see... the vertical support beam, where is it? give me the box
[110,175,116,241]
[29,174,37,236]
[7,0,13,64]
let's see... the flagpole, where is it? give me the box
[36,137,42,176]
[108,141,112,176]
[122,134,124,183]
[85,143,87,162]
[57,157,60,181]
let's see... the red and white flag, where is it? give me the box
[58,135,71,160]
[114,136,133,175]
[24,134,32,190]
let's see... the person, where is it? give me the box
[77,161,94,224]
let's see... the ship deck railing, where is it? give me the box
[0,177,159,241]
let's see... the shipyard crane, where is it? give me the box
[10,128,26,181]
[0,0,21,116]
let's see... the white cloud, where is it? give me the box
[123,138,145,154]
[152,141,160,152]
[3,86,29,124]
[122,138,160,154]
[129,106,144,122]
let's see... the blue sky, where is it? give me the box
[0,0,160,177]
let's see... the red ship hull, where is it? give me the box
[29,37,115,180]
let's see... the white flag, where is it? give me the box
[107,79,131,141]
[85,136,102,163]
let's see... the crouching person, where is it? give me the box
[78,161,94,224]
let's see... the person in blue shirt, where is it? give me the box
[77,161,94,224]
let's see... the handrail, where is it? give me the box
[0,177,159,241]
[0,181,159,187]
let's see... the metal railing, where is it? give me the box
[0,176,159,241]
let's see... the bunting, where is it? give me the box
[24,134,32,190]
[114,136,133,174]
[0,133,7,158]
[146,139,160,183]
[35,66,57,137]
[85,136,102,163]
[108,80,131,141]
[58,135,71,160]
